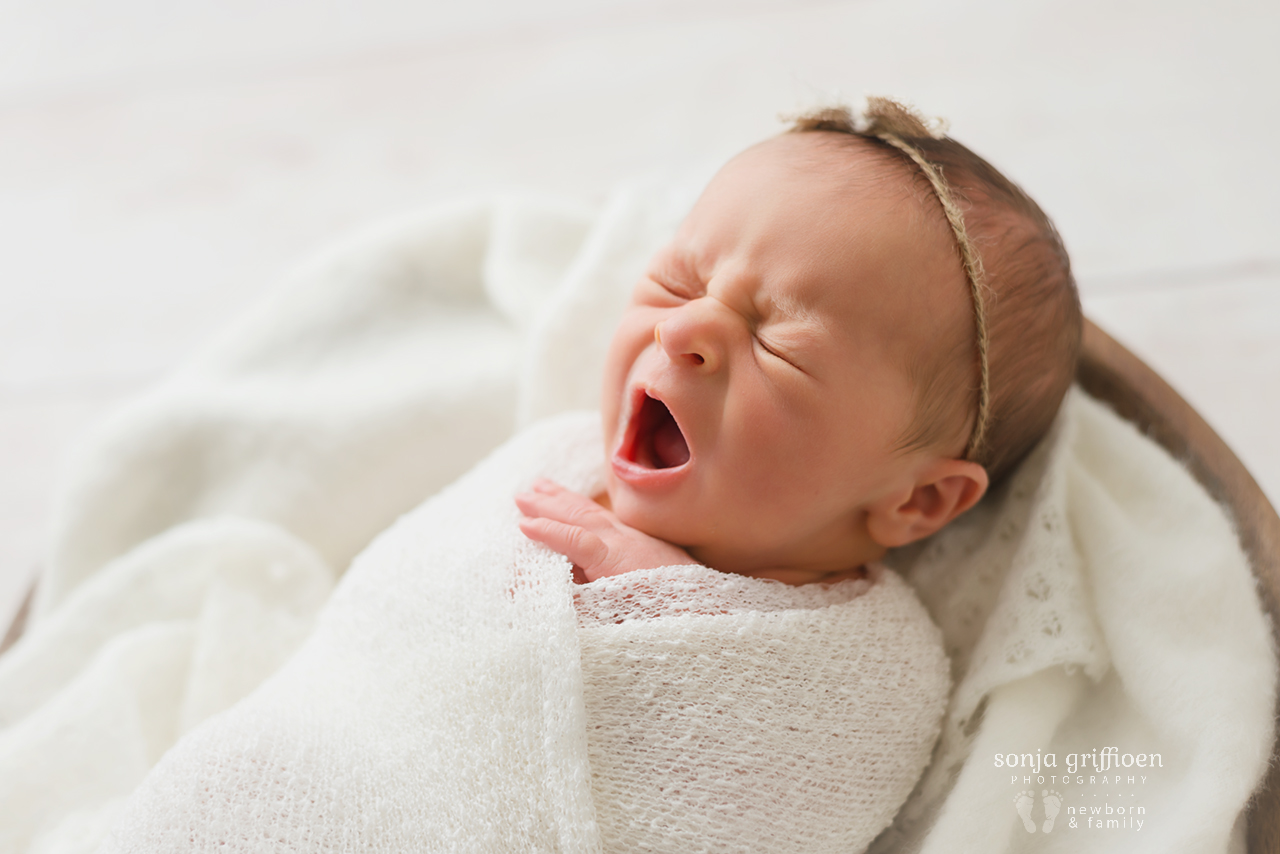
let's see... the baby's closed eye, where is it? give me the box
[754,334,791,363]
[752,325,816,376]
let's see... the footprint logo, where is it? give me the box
[1042,789,1062,833]
[1013,790,1036,833]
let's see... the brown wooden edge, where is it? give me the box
[1077,319,1280,854]
[1,318,1278,845]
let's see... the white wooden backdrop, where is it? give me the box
[2,0,1277,629]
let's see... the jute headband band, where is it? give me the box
[792,97,992,462]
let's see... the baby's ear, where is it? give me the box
[865,459,989,549]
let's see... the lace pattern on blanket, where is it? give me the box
[572,563,873,626]
[879,390,1110,845]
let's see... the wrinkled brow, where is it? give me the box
[650,245,705,287]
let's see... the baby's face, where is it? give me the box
[601,132,968,580]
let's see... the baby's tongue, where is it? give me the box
[651,416,690,468]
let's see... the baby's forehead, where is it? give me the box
[759,137,967,350]
[703,135,957,279]
[688,135,947,272]
[730,132,927,202]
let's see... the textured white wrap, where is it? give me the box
[0,184,1273,854]
[95,413,949,853]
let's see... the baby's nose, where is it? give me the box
[654,300,729,372]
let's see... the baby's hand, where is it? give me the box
[515,479,697,583]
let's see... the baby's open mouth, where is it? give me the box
[625,393,690,469]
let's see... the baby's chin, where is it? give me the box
[602,482,753,573]
[603,478,699,549]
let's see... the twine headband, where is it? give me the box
[797,97,991,462]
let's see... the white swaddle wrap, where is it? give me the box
[0,183,1273,853]
[95,413,949,853]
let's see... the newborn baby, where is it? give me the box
[82,101,1083,854]
[517,99,1081,588]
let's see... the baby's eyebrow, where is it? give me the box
[764,288,829,337]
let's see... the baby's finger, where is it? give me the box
[531,478,567,495]
[518,517,608,571]
[515,490,571,522]
[515,485,607,528]
[531,480,600,512]
[514,491,548,518]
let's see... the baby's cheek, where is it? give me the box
[601,315,653,390]
[724,400,864,511]
[599,350,635,442]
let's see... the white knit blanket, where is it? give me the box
[84,413,949,852]
[0,184,1274,853]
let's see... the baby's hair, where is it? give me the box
[788,99,1081,484]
